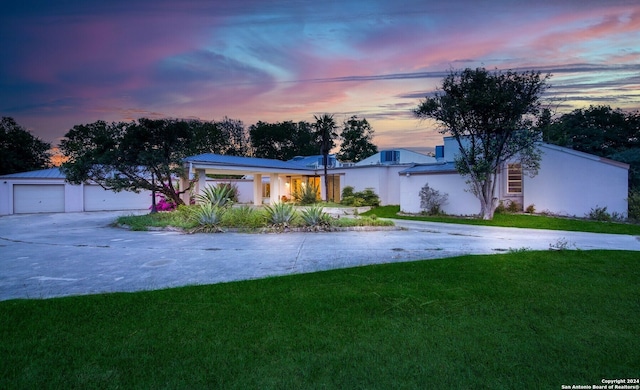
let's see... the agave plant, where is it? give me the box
[264,202,297,231]
[195,184,234,208]
[299,205,333,231]
[190,203,227,233]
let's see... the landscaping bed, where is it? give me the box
[116,204,393,233]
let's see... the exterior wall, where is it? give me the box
[335,165,407,205]
[400,172,479,215]
[400,150,629,217]
[205,179,254,204]
[524,145,628,217]
[0,178,152,215]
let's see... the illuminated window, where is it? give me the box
[507,163,522,194]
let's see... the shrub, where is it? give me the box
[151,193,177,212]
[495,199,521,214]
[586,206,612,222]
[190,203,227,233]
[525,204,536,214]
[223,205,265,229]
[360,188,380,207]
[264,202,297,231]
[293,181,320,205]
[299,205,333,231]
[341,186,355,198]
[419,183,448,215]
[340,187,380,207]
[628,190,640,222]
[506,200,521,213]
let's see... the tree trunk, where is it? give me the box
[479,197,495,220]
[162,187,185,206]
[478,173,498,220]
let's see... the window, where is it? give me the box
[317,156,336,167]
[380,150,399,163]
[507,163,522,194]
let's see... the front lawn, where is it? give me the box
[1,250,638,389]
[364,205,640,235]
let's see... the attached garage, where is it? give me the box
[83,185,150,211]
[0,168,152,215]
[13,184,65,214]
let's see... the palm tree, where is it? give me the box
[313,114,338,202]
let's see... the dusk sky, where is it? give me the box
[1,0,639,151]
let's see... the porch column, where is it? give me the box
[253,174,262,206]
[270,174,280,204]
[196,169,207,202]
[179,176,191,205]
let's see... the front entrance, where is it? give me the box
[289,175,340,202]
[326,174,340,202]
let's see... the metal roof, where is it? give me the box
[185,153,314,171]
[399,162,458,175]
[0,167,66,179]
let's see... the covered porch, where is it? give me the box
[182,154,324,205]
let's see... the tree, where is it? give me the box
[543,105,638,155]
[60,118,228,207]
[0,117,51,175]
[337,115,378,162]
[313,114,339,202]
[217,116,251,156]
[249,121,318,160]
[415,68,551,219]
[543,105,640,191]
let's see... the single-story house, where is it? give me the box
[0,168,152,215]
[182,151,432,207]
[2,138,629,218]
[398,137,629,217]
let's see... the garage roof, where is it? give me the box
[0,167,65,179]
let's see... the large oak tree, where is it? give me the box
[415,68,551,219]
[249,120,318,160]
[337,115,377,163]
[0,117,51,175]
[60,118,228,206]
[542,105,640,190]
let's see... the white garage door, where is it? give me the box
[13,184,65,214]
[83,185,151,211]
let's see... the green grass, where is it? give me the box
[1,250,638,389]
[364,205,640,235]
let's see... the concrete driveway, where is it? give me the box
[1,211,639,301]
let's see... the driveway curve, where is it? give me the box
[1,211,638,301]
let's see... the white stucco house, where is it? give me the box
[1,138,629,218]
[398,137,629,217]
